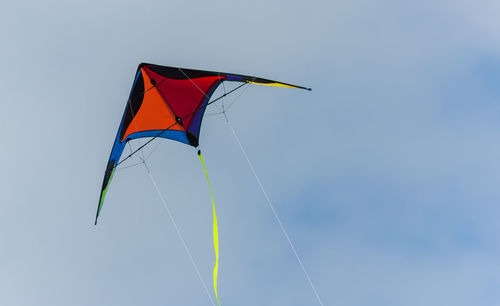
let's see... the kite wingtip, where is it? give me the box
[306,87,312,91]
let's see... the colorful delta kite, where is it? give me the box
[95,63,310,224]
[95,63,310,305]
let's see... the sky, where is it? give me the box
[2,0,500,305]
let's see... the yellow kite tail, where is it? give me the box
[198,150,221,306]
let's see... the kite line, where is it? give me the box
[124,91,217,306]
[145,163,217,306]
[217,83,324,306]
[225,116,324,306]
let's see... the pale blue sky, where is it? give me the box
[2,0,500,305]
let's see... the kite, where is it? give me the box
[95,63,310,305]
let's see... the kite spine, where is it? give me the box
[198,150,221,306]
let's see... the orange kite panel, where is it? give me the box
[121,68,184,141]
